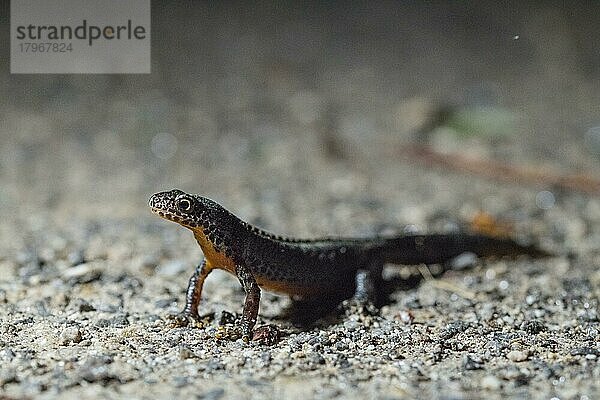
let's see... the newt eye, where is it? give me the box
[177,197,193,212]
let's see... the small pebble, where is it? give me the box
[397,309,414,324]
[481,375,502,390]
[172,376,188,388]
[62,263,102,283]
[96,315,129,328]
[450,252,478,270]
[179,346,196,360]
[570,347,599,356]
[198,388,225,400]
[1,348,16,361]
[59,326,83,345]
[507,350,529,362]
[463,354,484,370]
[520,320,546,334]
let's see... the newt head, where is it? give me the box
[149,189,238,271]
[149,189,205,229]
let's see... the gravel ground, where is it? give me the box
[1,171,598,399]
[1,2,599,399]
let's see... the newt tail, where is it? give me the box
[149,189,548,343]
[379,234,547,265]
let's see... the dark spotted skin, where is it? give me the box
[149,189,547,343]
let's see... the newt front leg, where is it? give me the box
[234,264,280,344]
[173,259,213,327]
[235,263,260,340]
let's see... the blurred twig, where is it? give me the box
[402,144,600,195]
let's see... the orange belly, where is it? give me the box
[255,277,325,296]
[193,229,237,273]
[193,229,329,297]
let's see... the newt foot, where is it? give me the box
[252,324,281,345]
[168,312,213,329]
[215,319,281,345]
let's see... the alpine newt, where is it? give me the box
[149,189,546,344]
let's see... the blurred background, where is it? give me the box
[1,1,599,232]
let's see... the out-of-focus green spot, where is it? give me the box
[446,107,519,138]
